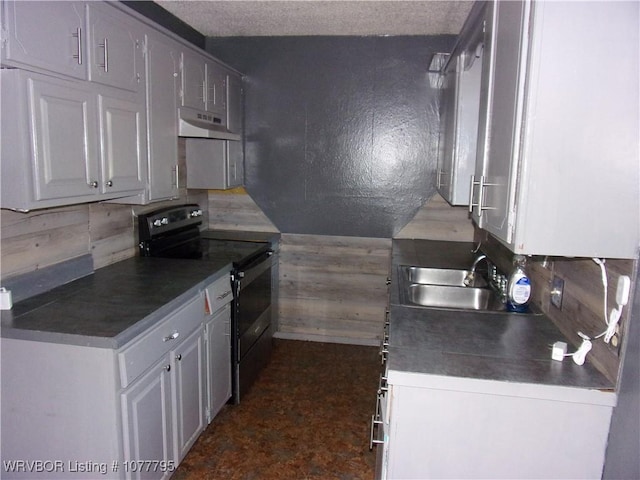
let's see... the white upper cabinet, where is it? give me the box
[227,72,243,134]
[1,0,244,209]
[98,92,147,194]
[180,49,229,123]
[471,0,520,242]
[471,0,639,258]
[1,1,87,80]
[180,50,207,111]
[86,3,144,92]
[436,3,486,206]
[206,65,227,116]
[145,29,181,202]
[2,1,144,92]
[0,69,146,211]
[28,75,99,201]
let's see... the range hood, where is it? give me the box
[178,107,241,141]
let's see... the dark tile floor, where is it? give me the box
[172,339,381,480]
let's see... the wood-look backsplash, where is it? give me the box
[1,193,209,280]
[477,231,637,384]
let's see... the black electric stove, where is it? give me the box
[137,204,274,404]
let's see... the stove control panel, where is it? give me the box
[138,204,203,243]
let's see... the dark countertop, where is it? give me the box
[1,257,232,349]
[388,239,615,393]
[1,230,280,349]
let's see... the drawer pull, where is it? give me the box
[163,332,180,342]
[217,290,232,300]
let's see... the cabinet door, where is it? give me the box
[472,0,528,242]
[449,31,484,205]
[181,51,206,110]
[146,31,180,201]
[172,327,206,462]
[1,1,87,80]
[226,73,242,133]
[512,1,639,258]
[436,60,458,203]
[99,92,146,195]
[87,3,144,92]
[227,141,244,188]
[206,64,227,115]
[121,358,174,480]
[29,75,100,201]
[206,305,232,423]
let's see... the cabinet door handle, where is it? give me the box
[437,168,448,189]
[72,27,83,65]
[99,38,109,73]
[163,332,180,342]
[164,364,171,372]
[216,291,232,300]
[172,164,179,189]
[106,180,113,187]
[378,374,388,395]
[175,354,182,361]
[470,175,498,217]
[89,181,99,189]
[469,175,480,214]
[369,414,384,450]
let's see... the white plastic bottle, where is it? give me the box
[506,255,531,312]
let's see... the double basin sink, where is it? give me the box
[399,266,506,312]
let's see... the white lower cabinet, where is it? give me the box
[121,356,175,480]
[172,327,206,462]
[0,278,235,479]
[119,294,205,479]
[203,275,234,423]
[205,304,232,423]
[121,324,206,480]
[380,378,615,479]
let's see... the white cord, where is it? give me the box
[565,332,593,365]
[591,258,626,344]
[592,258,608,325]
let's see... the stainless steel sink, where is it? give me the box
[397,265,540,314]
[405,284,496,310]
[400,266,488,288]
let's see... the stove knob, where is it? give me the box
[153,219,162,227]
[161,217,169,225]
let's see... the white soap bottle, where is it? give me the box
[506,255,531,312]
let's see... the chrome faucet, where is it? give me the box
[464,254,488,286]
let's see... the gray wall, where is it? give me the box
[207,36,456,238]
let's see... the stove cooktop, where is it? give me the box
[199,238,270,266]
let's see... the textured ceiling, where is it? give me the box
[156,1,474,36]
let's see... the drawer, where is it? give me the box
[118,294,204,388]
[204,272,233,314]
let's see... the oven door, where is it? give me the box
[235,251,273,359]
